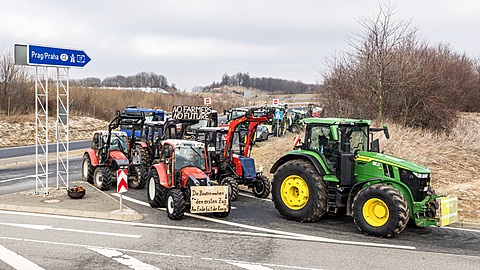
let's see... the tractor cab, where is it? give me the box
[158,140,210,188]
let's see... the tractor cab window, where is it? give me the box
[92,133,102,150]
[160,144,174,163]
[174,146,206,171]
[105,134,128,153]
[346,126,368,152]
[308,126,338,168]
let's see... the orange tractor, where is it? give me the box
[147,139,230,220]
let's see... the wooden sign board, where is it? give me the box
[190,186,229,213]
[172,105,212,120]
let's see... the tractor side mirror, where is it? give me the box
[383,124,390,139]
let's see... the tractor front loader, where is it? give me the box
[81,111,148,190]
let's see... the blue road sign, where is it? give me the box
[28,44,91,68]
[274,110,283,120]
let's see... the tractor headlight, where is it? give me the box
[412,172,429,179]
[259,166,263,173]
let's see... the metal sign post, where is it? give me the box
[14,43,91,195]
[35,66,49,195]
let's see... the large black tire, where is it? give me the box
[290,124,300,134]
[221,177,239,201]
[213,199,231,218]
[252,175,271,198]
[353,183,409,238]
[425,187,438,219]
[81,153,94,184]
[271,160,327,222]
[135,146,152,168]
[166,189,186,220]
[128,165,148,189]
[93,166,113,191]
[147,169,167,208]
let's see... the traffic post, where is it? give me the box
[117,169,128,212]
[273,99,279,105]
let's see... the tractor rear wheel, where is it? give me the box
[147,169,167,208]
[353,183,409,237]
[93,166,112,190]
[221,177,239,201]
[166,189,186,220]
[252,175,271,198]
[129,165,148,189]
[271,160,327,222]
[135,146,152,168]
[81,153,94,184]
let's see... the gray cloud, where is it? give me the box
[1,0,479,90]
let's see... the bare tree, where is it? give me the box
[0,50,29,112]
[322,4,480,130]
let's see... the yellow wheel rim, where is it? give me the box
[281,175,309,210]
[363,198,389,226]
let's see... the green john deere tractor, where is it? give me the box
[270,118,456,237]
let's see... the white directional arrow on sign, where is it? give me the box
[117,169,128,193]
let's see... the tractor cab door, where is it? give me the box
[160,144,174,187]
[92,133,103,159]
[307,125,339,172]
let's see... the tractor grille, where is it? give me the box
[399,168,430,201]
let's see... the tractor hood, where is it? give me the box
[109,150,127,161]
[357,151,431,174]
[182,167,207,179]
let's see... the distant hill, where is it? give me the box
[203,72,318,94]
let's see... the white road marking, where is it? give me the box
[0,221,141,238]
[0,236,321,270]
[239,192,272,202]
[0,172,53,183]
[0,244,45,270]
[110,194,416,250]
[0,209,415,250]
[441,226,480,233]
[89,247,159,270]
[228,262,274,270]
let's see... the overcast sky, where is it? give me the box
[1,0,479,91]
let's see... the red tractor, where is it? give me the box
[147,139,230,220]
[195,111,271,201]
[81,112,148,190]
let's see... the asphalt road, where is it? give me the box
[0,140,91,159]
[1,153,480,269]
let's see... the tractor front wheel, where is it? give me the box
[129,165,148,189]
[93,166,112,190]
[425,187,438,219]
[147,169,167,208]
[166,189,186,220]
[81,153,94,184]
[353,183,409,237]
[252,175,271,198]
[271,160,327,222]
[221,177,239,201]
[213,200,231,218]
